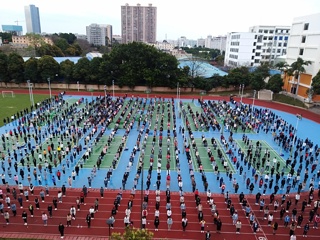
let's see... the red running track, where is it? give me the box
[0,187,319,239]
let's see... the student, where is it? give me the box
[235,220,242,234]
[303,223,310,237]
[205,230,211,240]
[22,210,28,225]
[58,222,65,239]
[167,217,173,230]
[154,216,160,231]
[182,217,188,231]
[4,210,9,224]
[272,222,278,235]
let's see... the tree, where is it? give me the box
[24,57,39,82]
[54,38,70,53]
[275,61,289,72]
[0,32,13,43]
[7,52,24,83]
[111,227,153,240]
[58,33,77,44]
[226,66,251,86]
[72,57,91,83]
[60,60,74,83]
[250,72,266,91]
[37,55,60,81]
[89,57,103,83]
[311,70,320,94]
[266,74,283,93]
[290,57,312,80]
[214,55,225,66]
[0,52,9,83]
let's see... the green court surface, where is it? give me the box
[183,102,208,132]
[190,138,235,173]
[83,136,124,169]
[149,100,174,130]
[0,94,49,127]
[191,138,235,172]
[235,139,291,174]
[139,136,176,171]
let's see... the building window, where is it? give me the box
[277,49,281,53]
[253,42,256,46]
[259,30,263,33]
[283,42,287,47]
[284,36,288,41]
[255,52,260,56]
[268,36,273,40]
[274,36,277,40]
[256,46,261,50]
[251,56,254,60]
[299,49,304,55]
[278,43,282,47]
[279,36,283,40]
[264,30,268,33]
[301,36,306,43]
[254,59,260,63]
[270,30,274,34]
[252,49,255,53]
[304,23,309,30]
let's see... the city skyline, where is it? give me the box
[0,0,319,40]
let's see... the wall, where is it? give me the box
[0,82,235,94]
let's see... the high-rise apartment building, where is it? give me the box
[225,25,290,67]
[24,4,41,34]
[86,24,113,46]
[121,3,157,44]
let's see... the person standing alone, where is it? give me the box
[58,222,65,239]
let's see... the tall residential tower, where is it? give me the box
[121,3,157,44]
[24,4,41,34]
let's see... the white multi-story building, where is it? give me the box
[249,25,290,65]
[197,38,205,47]
[224,32,256,67]
[284,13,320,100]
[211,36,227,52]
[225,25,290,67]
[150,40,174,52]
[75,33,88,41]
[86,23,112,46]
[286,13,320,77]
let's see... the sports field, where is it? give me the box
[0,93,49,127]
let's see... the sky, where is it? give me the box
[0,0,320,41]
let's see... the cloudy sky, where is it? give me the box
[0,0,319,40]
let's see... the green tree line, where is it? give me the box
[3,42,312,94]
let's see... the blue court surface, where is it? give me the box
[0,94,319,197]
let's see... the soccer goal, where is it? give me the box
[2,91,15,98]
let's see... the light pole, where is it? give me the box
[112,80,115,100]
[104,85,107,106]
[145,89,151,102]
[27,80,34,107]
[252,90,256,110]
[239,84,241,96]
[47,77,52,99]
[290,114,302,158]
[77,81,79,92]
[240,84,244,104]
